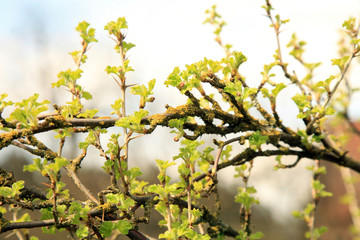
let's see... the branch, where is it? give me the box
[65,167,100,205]
[0,219,54,233]
[127,229,150,240]
[0,219,150,240]
[0,203,116,234]
[0,116,119,150]
[212,136,243,176]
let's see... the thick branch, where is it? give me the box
[0,219,54,233]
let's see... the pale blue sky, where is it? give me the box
[1,0,359,113]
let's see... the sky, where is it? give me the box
[1,0,360,220]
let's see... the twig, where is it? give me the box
[65,167,100,205]
[307,17,360,133]
[58,136,65,156]
[308,160,320,239]
[212,136,242,176]
[339,167,360,233]
[282,156,301,168]
[0,219,55,233]
[264,0,306,95]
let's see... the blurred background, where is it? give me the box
[1,0,360,239]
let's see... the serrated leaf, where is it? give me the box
[105,17,128,36]
[272,83,286,97]
[76,225,89,238]
[82,91,92,100]
[99,222,114,237]
[115,220,132,234]
[331,55,350,71]
[292,93,310,110]
[249,131,268,150]
[111,98,123,116]
[342,17,356,31]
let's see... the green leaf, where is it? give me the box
[47,157,69,173]
[331,55,350,71]
[111,98,123,116]
[250,231,265,240]
[156,159,176,171]
[272,83,286,97]
[0,187,13,198]
[324,107,335,115]
[69,50,83,64]
[81,91,92,100]
[222,52,247,72]
[100,221,114,238]
[115,220,132,234]
[75,21,98,44]
[261,88,271,99]
[24,158,44,174]
[165,66,182,87]
[115,109,148,132]
[105,66,120,76]
[287,33,306,61]
[249,131,268,150]
[208,59,222,73]
[304,203,315,215]
[68,201,90,224]
[54,69,83,88]
[105,17,128,36]
[0,93,14,112]
[12,181,24,195]
[8,93,50,127]
[105,194,117,203]
[127,167,143,181]
[342,17,356,31]
[305,226,328,239]
[261,62,277,82]
[275,14,289,25]
[61,99,83,118]
[232,51,247,70]
[76,225,89,238]
[23,164,37,173]
[235,186,259,210]
[292,210,302,218]
[131,79,156,108]
[77,109,98,119]
[193,182,203,191]
[292,93,310,111]
[123,41,136,53]
[105,193,135,210]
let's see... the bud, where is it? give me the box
[178,82,185,89]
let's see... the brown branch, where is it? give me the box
[0,203,116,234]
[194,142,360,183]
[65,167,99,205]
[212,136,243,176]
[0,219,55,233]
[2,100,360,175]
[0,116,119,150]
[0,219,150,240]
[127,229,150,240]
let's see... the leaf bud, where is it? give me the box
[178,82,185,89]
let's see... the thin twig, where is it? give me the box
[212,136,242,176]
[340,167,360,233]
[65,167,100,205]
